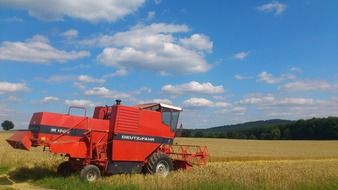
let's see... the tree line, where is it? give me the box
[178,117,338,140]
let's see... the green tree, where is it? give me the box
[181,129,192,137]
[248,134,257,139]
[281,127,290,140]
[216,133,226,138]
[1,120,14,131]
[206,133,216,138]
[194,131,204,138]
[270,128,281,140]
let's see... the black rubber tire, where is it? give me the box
[146,151,173,177]
[57,161,73,177]
[80,164,101,182]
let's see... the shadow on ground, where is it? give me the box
[8,167,57,182]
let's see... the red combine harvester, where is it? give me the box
[6,100,208,181]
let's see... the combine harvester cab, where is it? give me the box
[6,100,208,181]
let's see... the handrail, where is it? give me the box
[67,106,87,117]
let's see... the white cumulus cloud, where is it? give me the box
[0,35,90,63]
[77,75,105,84]
[81,23,189,47]
[139,98,172,105]
[237,93,338,120]
[0,81,29,94]
[183,97,230,108]
[257,71,295,84]
[257,0,287,15]
[240,94,322,106]
[103,69,128,78]
[179,34,213,52]
[231,106,246,114]
[161,81,224,95]
[234,74,252,80]
[233,51,249,60]
[0,0,145,22]
[146,11,156,21]
[41,96,59,103]
[64,99,97,108]
[183,97,213,107]
[240,94,276,105]
[281,80,333,91]
[42,75,74,83]
[85,87,133,101]
[74,75,105,89]
[83,23,212,75]
[61,29,78,39]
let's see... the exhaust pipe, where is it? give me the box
[115,99,121,105]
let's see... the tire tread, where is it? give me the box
[146,151,173,175]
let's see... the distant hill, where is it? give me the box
[208,119,292,133]
[178,117,338,140]
[187,119,292,135]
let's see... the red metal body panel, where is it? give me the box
[112,141,159,161]
[114,106,140,133]
[30,112,109,149]
[139,110,173,137]
[34,112,109,131]
[110,105,175,161]
[6,130,32,150]
[113,106,174,138]
[50,141,87,158]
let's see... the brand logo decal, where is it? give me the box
[121,135,155,142]
[50,128,70,134]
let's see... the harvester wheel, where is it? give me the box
[146,151,173,177]
[57,161,74,177]
[80,165,101,182]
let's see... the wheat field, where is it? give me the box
[1,132,338,190]
[175,137,338,161]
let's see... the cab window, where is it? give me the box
[171,111,179,131]
[162,108,171,126]
[161,108,180,131]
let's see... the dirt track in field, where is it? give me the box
[0,174,51,190]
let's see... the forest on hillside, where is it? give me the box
[178,117,338,140]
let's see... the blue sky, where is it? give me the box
[0,0,337,129]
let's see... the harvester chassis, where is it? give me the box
[6,101,209,181]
